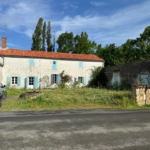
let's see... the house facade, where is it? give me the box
[104,60,150,88]
[0,37,104,89]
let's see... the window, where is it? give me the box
[53,74,57,83]
[12,77,17,85]
[29,77,34,85]
[29,59,34,66]
[141,75,148,85]
[78,77,83,84]
[52,61,57,70]
[79,62,83,68]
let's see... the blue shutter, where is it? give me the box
[52,61,57,70]
[84,77,87,85]
[114,75,119,83]
[17,77,21,86]
[29,60,34,66]
[57,74,61,85]
[141,75,148,85]
[79,62,83,68]
[51,74,53,84]
[34,77,38,89]
[76,77,78,81]
[7,77,11,86]
[26,77,28,89]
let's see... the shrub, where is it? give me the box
[88,67,108,88]
[60,70,72,88]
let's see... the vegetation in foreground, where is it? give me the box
[1,87,149,111]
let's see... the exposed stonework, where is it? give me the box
[39,76,51,89]
[132,86,150,106]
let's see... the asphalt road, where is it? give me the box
[0,109,150,150]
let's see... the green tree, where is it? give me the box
[31,17,43,51]
[56,32,74,53]
[41,21,46,51]
[97,44,123,67]
[140,26,150,46]
[47,21,52,52]
[74,32,97,54]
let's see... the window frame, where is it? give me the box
[53,74,57,84]
[29,77,34,85]
[11,77,18,85]
[78,77,83,84]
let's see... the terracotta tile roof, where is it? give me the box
[0,49,104,61]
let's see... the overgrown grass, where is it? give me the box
[0,87,148,111]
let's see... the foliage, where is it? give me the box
[60,71,72,88]
[31,18,52,51]
[74,32,97,54]
[88,67,108,87]
[47,21,52,52]
[57,31,96,54]
[57,32,74,53]
[31,17,43,51]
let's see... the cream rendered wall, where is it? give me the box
[2,57,104,88]
[0,66,2,83]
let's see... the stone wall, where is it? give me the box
[104,60,150,87]
[132,86,150,106]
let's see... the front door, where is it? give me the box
[28,77,34,89]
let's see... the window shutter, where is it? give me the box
[84,77,87,85]
[57,74,61,85]
[141,75,148,85]
[79,62,83,68]
[76,77,78,81]
[26,77,28,89]
[7,77,11,86]
[29,60,34,66]
[51,74,54,84]
[34,77,38,89]
[52,61,57,70]
[17,77,21,86]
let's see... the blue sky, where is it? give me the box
[0,0,150,50]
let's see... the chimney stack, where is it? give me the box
[1,37,6,50]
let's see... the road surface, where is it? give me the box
[0,109,150,150]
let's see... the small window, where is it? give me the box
[78,77,83,84]
[12,77,18,85]
[29,77,34,85]
[141,75,148,85]
[79,62,83,68]
[52,61,57,70]
[29,59,34,66]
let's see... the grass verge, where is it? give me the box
[0,88,150,111]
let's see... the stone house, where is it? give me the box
[104,60,150,88]
[0,37,104,89]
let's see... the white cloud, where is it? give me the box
[0,0,51,37]
[62,1,79,10]
[54,0,150,46]
[90,1,106,7]
[0,0,150,47]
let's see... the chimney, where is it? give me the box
[1,37,6,50]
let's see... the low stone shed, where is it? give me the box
[104,60,150,88]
